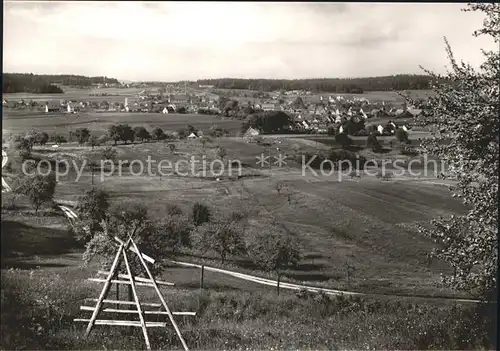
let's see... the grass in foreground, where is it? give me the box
[1,268,496,350]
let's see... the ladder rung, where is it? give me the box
[88,278,168,288]
[96,271,175,286]
[74,319,167,327]
[86,298,162,307]
[80,306,196,316]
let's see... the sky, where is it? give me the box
[3,1,497,82]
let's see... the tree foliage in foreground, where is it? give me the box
[192,202,211,227]
[408,3,499,299]
[249,230,301,274]
[193,219,246,263]
[14,173,56,212]
[82,204,173,276]
[75,188,110,240]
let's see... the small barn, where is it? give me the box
[187,132,198,139]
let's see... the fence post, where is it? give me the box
[200,265,204,290]
[277,271,280,296]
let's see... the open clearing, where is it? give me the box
[3,87,150,102]
[2,111,242,136]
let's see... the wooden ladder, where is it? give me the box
[74,236,194,350]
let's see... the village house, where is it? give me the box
[65,102,79,113]
[397,108,422,119]
[261,103,278,111]
[168,94,190,105]
[45,100,61,112]
[244,127,260,138]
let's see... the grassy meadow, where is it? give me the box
[2,136,466,297]
[3,98,495,350]
[2,111,242,137]
[2,86,149,102]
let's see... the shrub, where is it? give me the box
[97,134,108,145]
[72,128,91,145]
[177,128,187,139]
[165,204,183,216]
[101,146,117,163]
[248,231,301,273]
[192,220,246,263]
[75,188,110,240]
[229,211,246,222]
[35,132,49,146]
[14,139,32,154]
[367,133,383,152]
[14,173,56,212]
[335,133,352,149]
[134,126,151,142]
[395,128,409,143]
[154,214,192,255]
[192,202,211,226]
[209,125,228,137]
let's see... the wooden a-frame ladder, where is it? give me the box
[74,235,194,350]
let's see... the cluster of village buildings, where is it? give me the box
[3,90,420,135]
[2,92,220,114]
[255,94,420,133]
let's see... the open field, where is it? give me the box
[2,134,494,350]
[3,87,150,102]
[2,137,466,297]
[2,111,242,137]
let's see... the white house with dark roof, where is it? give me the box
[45,100,61,113]
[244,127,260,138]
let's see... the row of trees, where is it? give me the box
[2,73,120,93]
[76,190,301,277]
[197,74,439,93]
[3,73,63,93]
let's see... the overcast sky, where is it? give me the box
[3,1,497,82]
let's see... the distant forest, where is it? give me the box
[196,75,436,93]
[3,73,120,94]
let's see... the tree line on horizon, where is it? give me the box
[197,74,441,93]
[3,73,120,94]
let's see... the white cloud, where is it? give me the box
[3,1,497,80]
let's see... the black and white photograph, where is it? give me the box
[1,1,498,350]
